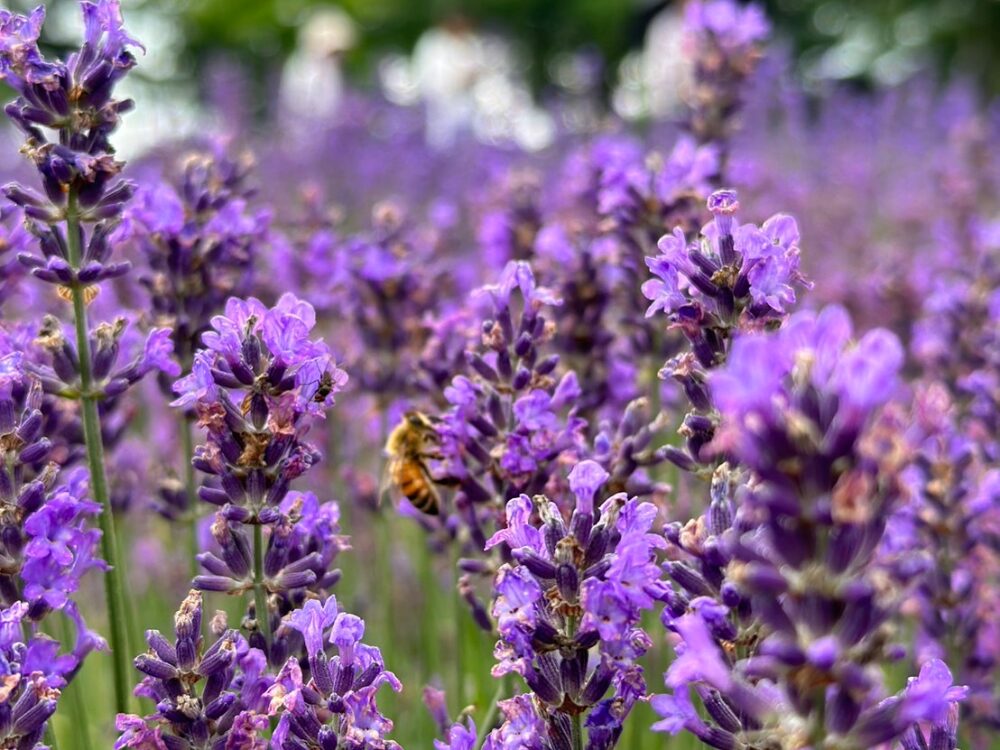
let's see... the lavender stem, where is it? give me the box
[65,190,132,715]
[180,418,200,579]
[474,678,507,748]
[252,521,271,647]
[571,714,584,750]
[58,613,93,750]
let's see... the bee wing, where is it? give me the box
[377,458,396,509]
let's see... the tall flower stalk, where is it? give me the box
[653,306,969,748]
[0,0,160,714]
[171,293,348,658]
[123,143,265,573]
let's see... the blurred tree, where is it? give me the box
[759,0,1000,94]
[5,0,1000,111]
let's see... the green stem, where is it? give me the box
[180,418,200,580]
[375,408,395,675]
[65,194,132,715]
[570,713,583,750]
[57,615,93,750]
[417,531,439,681]
[452,546,466,710]
[474,678,507,749]
[375,511,395,672]
[566,613,583,750]
[252,522,271,645]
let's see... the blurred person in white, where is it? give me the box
[280,7,357,124]
[412,15,484,149]
[614,0,692,120]
[643,1,691,116]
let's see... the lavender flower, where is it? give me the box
[589,135,719,242]
[333,200,456,400]
[0,352,105,669]
[653,306,967,748]
[682,0,769,175]
[124,144,265,370]
[1,0,141,289]
[175,293,347,659]
[643,189,807,471]
[116,590,272,750]
[267,597,402,749]
[0,602,62,748]
[173,293,347,524]
[886,384,1000,735]
[483,460,665,748]
[434,261,581,522]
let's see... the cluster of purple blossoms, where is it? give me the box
[171,293,347,649]
[476,168,543,273]
[423,262,583,623]
[595,135,719,235]
[331,200,458,401]
[529,223,639,419]
[0,602,67,749]
[682,0,770,171]
[115,590,273,750]
[0,351,109,746]
[121,290,403,748]
[475,460,664,749]
[267,597,402,749]
[911,219,999,461]
[435,261,581,517]
[0,0,141,287]
[653,306,969,748]
[896,219,1000,738]
[0,353,106,626]
[643,189,808,472]
[886,384,1000,737]
[123,144,265,371]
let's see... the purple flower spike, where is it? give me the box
[643,192,808,472]
[117,590,274,749]
[486,463,664,742]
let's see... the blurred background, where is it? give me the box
[4,0,1000,157]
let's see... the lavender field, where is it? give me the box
[0,0,997,748]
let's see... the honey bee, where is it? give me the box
[384,411,450,516]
